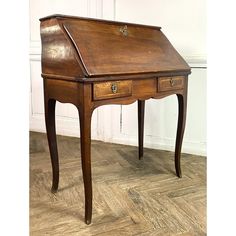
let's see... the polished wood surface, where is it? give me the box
[93,80,132,101]
[40,18,84,79]
[63,19,189,77]
[44,97,59,193]
[158,76,184,92]
[30,132,206,235]
[40,14,190,81]
[78,84,94,225]
[175,92,188,178]
[138,100,145,160]
[40,14,191,224]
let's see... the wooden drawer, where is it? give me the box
[93,80,132,100]
[157,76,184,92]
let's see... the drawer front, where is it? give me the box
[158,76,184,92]
[93,80,132,100]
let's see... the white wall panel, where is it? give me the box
[30,0,88,42]
[30,60,81,119]
[30,60,44,115]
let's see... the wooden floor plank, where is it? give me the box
[30,131,206,235]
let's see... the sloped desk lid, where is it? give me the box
[40,14,190,79]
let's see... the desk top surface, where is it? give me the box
[40,14,190,81]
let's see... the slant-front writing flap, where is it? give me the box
[62,18,190,77]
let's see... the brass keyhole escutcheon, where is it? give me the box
[170,78,175,87]
[120,25,128,36]
[111,83,118,93]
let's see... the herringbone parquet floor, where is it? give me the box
[30,131,206,236]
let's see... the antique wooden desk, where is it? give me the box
[40,14,191,224]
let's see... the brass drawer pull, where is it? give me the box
[170,78,175,87]
[120,25,128,36]
[111,83,118,93]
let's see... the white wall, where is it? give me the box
[29,0,207,156]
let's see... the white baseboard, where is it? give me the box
[30,114,206,156]
[110,135,206,156]
[30,113,80,138]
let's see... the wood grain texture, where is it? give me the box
[30,131,206,235]
[77,84,94,224]
[63,19,189,77]
[40,14,191,80]
[138,100,145,160]
[93,80,132,101]
[44,97,59,193]
[40,18,84,79]
[158,76,184,92]
[175,79,188,178]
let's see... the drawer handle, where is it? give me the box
[170,78,175,87]
[120,25,128,36]
[111,83,118,93]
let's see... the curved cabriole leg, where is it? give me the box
[44,98,59,193]
[175,93,187,178]
[138,100,145,159]
[78,106,93,225]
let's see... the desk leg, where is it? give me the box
[78,106,93,225]
[44,98,59,193]
[138,100,145,159]
[175,93,187,178]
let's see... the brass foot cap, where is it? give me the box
[85,219,91,225]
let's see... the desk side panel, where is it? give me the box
[40,18,85,80]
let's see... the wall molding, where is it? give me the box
[184,54,207,68]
